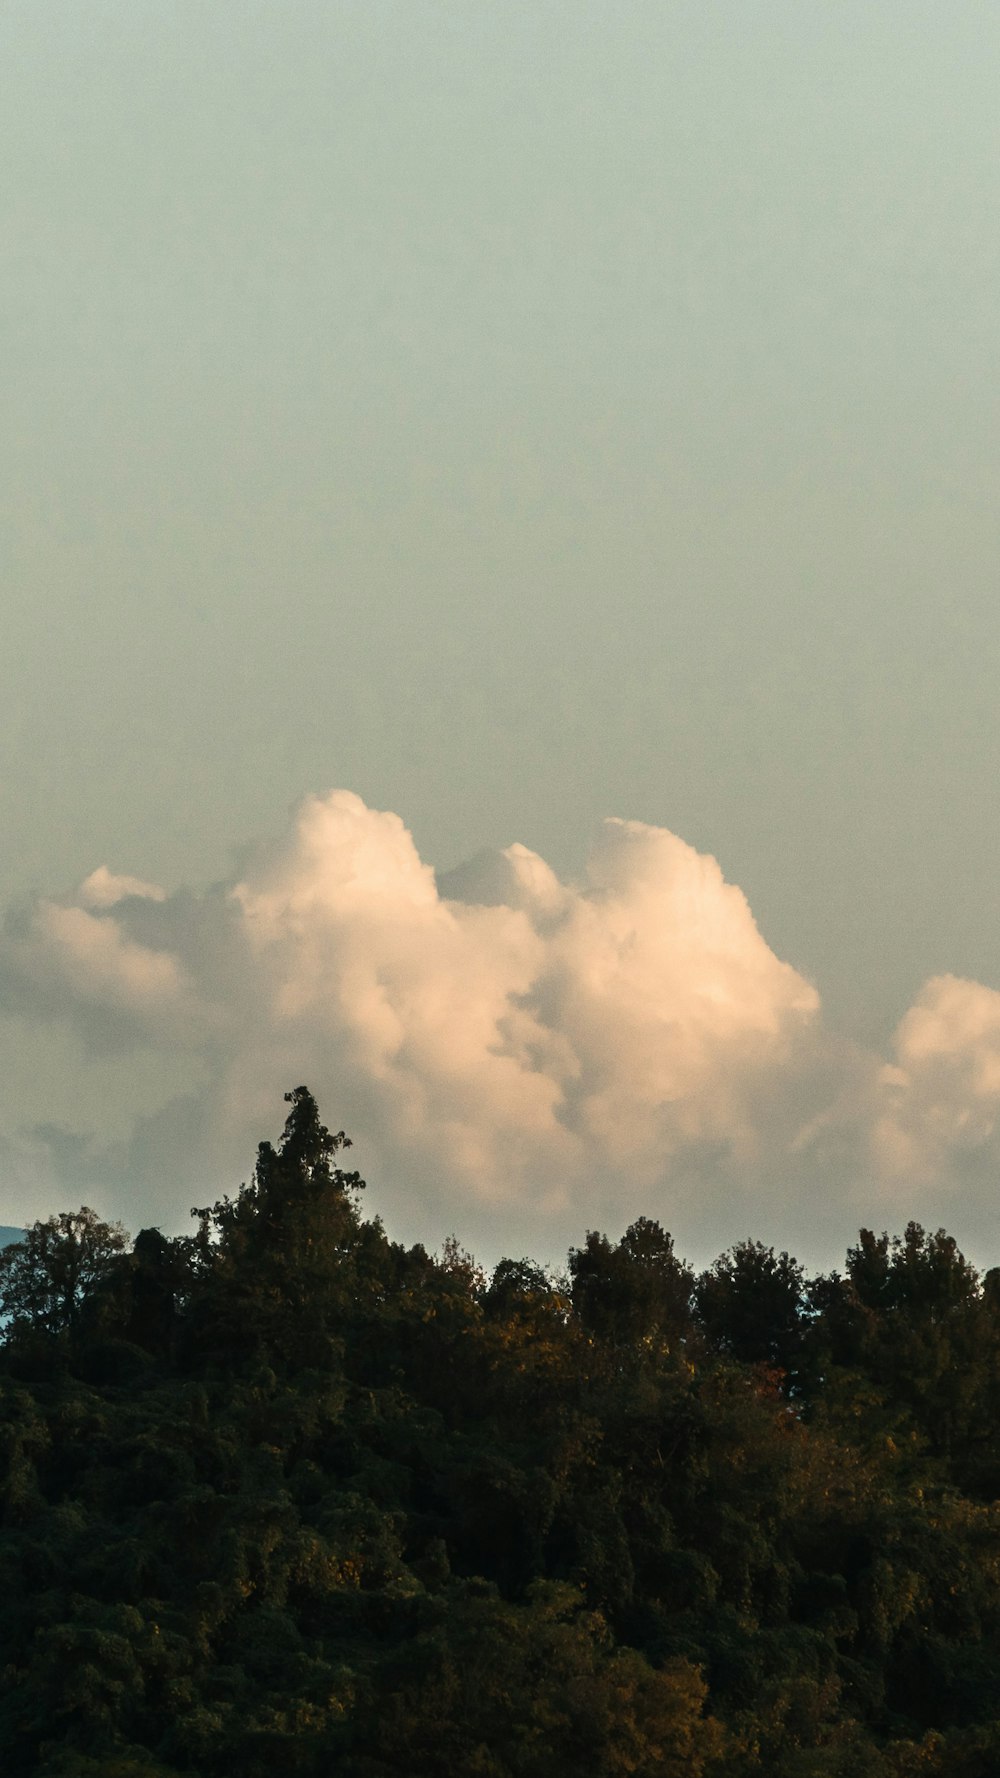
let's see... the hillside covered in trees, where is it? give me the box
[2,1090,1000,1776]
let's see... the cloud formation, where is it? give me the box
[2,791,999,1262]
[872,974,1000,1190]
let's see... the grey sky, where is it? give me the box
[3,4,1000,1263]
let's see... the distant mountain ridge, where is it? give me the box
[0,1227,23,1248]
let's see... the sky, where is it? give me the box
[2,2,1000,1273]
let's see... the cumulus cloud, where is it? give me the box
[78,867,167,910]
[872,975,1000,1188]
[1,790,999,1261]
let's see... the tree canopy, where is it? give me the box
[2,1088,1000,1776]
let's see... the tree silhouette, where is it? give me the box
[694,1239,804,1378]
[0,1206,128,1337]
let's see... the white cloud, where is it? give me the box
[871,974,1000,1187]
[2,791,1000,1261]
[213,793,825,1216]
[78,867,167,910]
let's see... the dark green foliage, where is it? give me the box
[569,1217,694,1349]
[183,1086,366,1370]
[694,1240,805,1380]
[0,1208,129,1338]
[2,1093,1000,1776]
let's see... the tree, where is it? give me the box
[116,1226,196,1355]
[569,1218,694,1350]
[839,1223,986,1466]
[196,1086,364,1262]
[694,1240,805,1380]
[0,1207,128,1338]
[485,1256,555,1317]
[846,1222,978,1318]
[186,1087,367,1366]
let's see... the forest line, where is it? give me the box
[2,1088,1000,1776]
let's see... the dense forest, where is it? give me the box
[2,1091,1000,1776]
